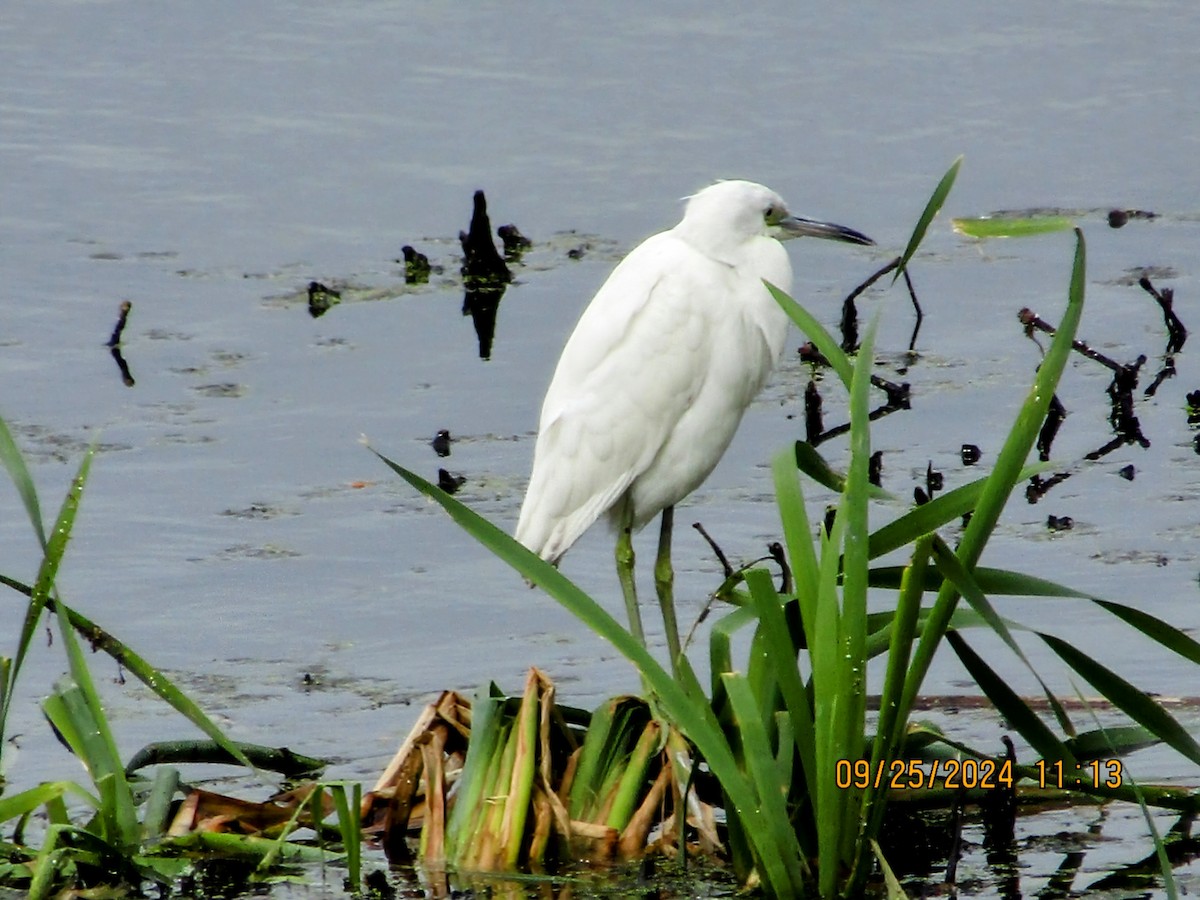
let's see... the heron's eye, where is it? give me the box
[764,204,784,225]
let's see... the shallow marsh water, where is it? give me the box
[4,2,1200,895]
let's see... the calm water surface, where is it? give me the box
[3,3,1200,893]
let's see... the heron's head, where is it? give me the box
[679,180,873,251]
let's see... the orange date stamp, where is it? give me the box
[836,757,1126,791]
[835,758,1015,791]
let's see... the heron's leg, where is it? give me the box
[655,506,682,677]
[616,522,645,647]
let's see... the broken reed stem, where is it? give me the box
[107,300,132,348]
[1018,308,1125,373]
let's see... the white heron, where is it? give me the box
[515,180,872,666]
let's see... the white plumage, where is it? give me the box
[516,179,871,565]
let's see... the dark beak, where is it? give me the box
[777,214,874,246]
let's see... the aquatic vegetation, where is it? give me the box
[1,162,1198,898]
[380,160,1200,897]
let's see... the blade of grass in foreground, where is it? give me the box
[40,450,138,845]
[835,312,878,881]
[772,448,820,617]
[931,536,1075,736]
[945,632,1071,764]
[722,672,809,895]
[1075,692,1179,900]
[896,155,962,281]
[0,443,259,778]
[865,461,1051,558]
[744,568,817,804]
[43,678,139,847]
[0,446,92,752]
[1,580,260,777]
[899,228,1086,737]
[0,412,47,550]
[766,280,854,388]
[1042,634,1200,767]
[860,535,931,861]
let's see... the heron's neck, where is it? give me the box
[672,222,762,267]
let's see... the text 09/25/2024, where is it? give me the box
[834,758,1125,791]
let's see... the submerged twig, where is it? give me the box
[1036,394,1068,462]
[902,266,924,347]
[107,300,132,347]
[806,377,910,447]
[838,257,926,353]
[1026,470,1073,504]
[798,342,830,367]
[925,461,943,499]
[870,374,911,409]
[110,346,135,387]
[944,791,966,887]
[804,380,823,444]
[767,541,792,595]
[868,450,883,488]
[845,257,901,307]
[685,525,789,650]
[1144,356,1176,398]
[692,522,733,580]
[1019,308,1125,373]
[125,739,326,778]
[307,281,341,318]
[1140,276,1187,354]
[106,301,136,386]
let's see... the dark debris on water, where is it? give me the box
[438,468,466,494]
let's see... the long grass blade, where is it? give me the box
[868,564,1200,674]
[872,838,911,900]
[1,578,258,776]
[0,448,93,750]
[500,671,540,866]
[956,227,1085,570]
[744,569,816,803]
[931,536,1074,735]
[945,631,1072,764]
[721,672,808,895]
[327,782,362,888]
[1067,725,1158,762]
[766,281,854,388]
[447,686,503,858]
[831,312,878,876]
[858,534,932,886]
[793,440,893,501]
[899,228,1086,724]
[1075,694,1179,900]
[1041,634,1200,767]
[772,448,819,617]
[866,462,1051,559]
[0,441,257,778]
[0,412,47,549]
[811,505,847,897]
[45,678,139,847]
[896,156,962,281]
[867,564,1090,597]
[0,782,97,823]
[1092,600,1200,665]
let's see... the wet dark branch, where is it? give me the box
[1019,308,1127,374]
[1140,276,1187,354]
